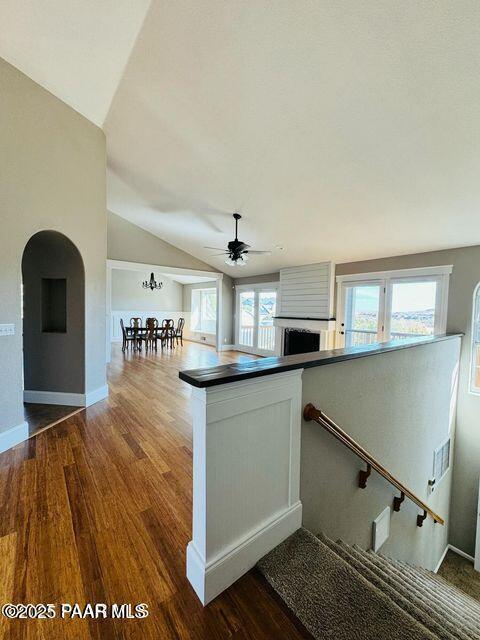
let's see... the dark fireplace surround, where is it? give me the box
[284,328,320,356]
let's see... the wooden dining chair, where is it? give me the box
[145,317,159,350]
[160,319,175,348]
[120,319,136,352]
[129,317,143,350]
[173,317,185,346]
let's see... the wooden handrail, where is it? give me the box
[303,403,444,526]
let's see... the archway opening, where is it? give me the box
[22,230,85,434]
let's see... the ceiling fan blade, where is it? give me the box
[245,250,272,255]
[204,246,226,250]
[210,253,229,257]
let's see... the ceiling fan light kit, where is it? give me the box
[205,213,271,267]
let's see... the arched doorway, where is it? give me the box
[22,231,85,431]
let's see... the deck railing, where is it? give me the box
[239,325,275,351]
[303,403,444,527]
[346,329,434,347]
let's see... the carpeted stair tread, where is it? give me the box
[317,533,462,640]
[375,552,480,622]
[352,545,480,638]
[379,553,480,621]
[257,528,436,640]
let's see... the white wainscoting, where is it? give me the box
[186,370,303,604]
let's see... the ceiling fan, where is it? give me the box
[204,213,271,266]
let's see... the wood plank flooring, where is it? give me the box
[23,403,82,437]
[0,342,311,639]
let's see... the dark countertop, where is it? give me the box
[179,334,462,389]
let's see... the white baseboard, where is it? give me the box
[24,385,109,408]
[0,421,29,454]
[85,385,109,407]
[448,544,475,563]
[24,390,85,406]
[219,344,236,351]
[434,545,449,573]
[185,337,216,347]
[434,543,475,573]
[187,501,302,605]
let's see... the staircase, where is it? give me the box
[257,528,480,640]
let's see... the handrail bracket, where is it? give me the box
[417,511,428,527]
[358,464,372,489]
[393,491,405,512]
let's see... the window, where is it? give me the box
[470,284,480,393]
[191,288,217,334]
[337,266,451,347]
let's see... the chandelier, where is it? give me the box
[142,272,163,291]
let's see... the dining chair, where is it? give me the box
[160,319,175,348]
[145,317,159,350]
[173,317,185,346]
[120,319,136,352]
[129,317,143,350]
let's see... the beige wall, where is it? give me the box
[108,211,216,271]
[337,246,480,555]
[301,337,461,570]
[112,269,182,311]
[233,273,280,286]
[0,57,107,433]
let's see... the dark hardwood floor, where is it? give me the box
[0,342,311,639]
[23,403,82,436]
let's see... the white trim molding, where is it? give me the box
[434,544,475,573]
[187,370,303,604]
[336,264,452,348]
[24,385,108,408]
[85,385,109,407]
[449,544,475,563]
[434,545,450,573]
[336,264,453,285]
[0,421,29,454]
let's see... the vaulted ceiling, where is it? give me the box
[2,1,480,276]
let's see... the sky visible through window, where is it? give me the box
[349,280,436,338]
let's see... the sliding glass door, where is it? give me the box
[236,286,278,355]
[338,269,449,348]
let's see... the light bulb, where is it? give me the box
[241,253,249,262]
[225,257,235,266]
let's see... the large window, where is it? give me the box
[191,288,217,334]
[470,284,480,394]
[337,266,451,348]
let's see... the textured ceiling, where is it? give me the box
[0,0,151,125]
[105,0,480,276]
[3,1,480,276]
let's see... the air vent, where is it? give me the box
[430,437,451,493]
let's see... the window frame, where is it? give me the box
[469,282,480,395]
[190,287,217,335]
[336,265,452,347]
